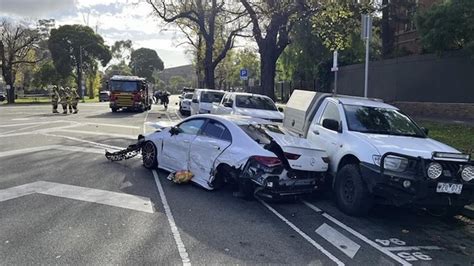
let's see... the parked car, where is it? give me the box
[141,114,329,198]
[284,90,474,216]
[212,92,284,123]
[179,92,194,115]
[99,90,110,102]
[190,89,225,115]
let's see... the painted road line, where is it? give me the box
[0,181,154,213]
[258,199,344,266]
[0,120,66,128]
[302,200,411,266]
[83,122,140,129]
[11,118,31,121]
[152,170,191,266]
[0,145,105,159]
[0,123,46,135]
[384,246,443,252]
[42,133,123,151]
[143,107,150,135]
[316,223,361,259]
[55,129,136,139]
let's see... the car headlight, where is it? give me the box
[373,155,408,172]
[461,165,474,182]
[427,162,443,179]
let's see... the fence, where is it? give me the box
[336,50,474,103]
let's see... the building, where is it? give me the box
[391,0,440,54]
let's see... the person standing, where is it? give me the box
[58,86,68,114]
[51,85,59,113]
[70,87,80,114]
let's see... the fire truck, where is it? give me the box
[108,75,153,112]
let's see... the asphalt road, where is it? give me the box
[0,97,473,265]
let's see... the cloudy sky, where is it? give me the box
[0,0,191,68]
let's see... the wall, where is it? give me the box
[337,50,474,104]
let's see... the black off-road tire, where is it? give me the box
[335,164,373,216]
[142,141,158,169]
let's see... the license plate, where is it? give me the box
[436,183,463,194]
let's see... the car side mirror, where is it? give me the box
[192,99,199,103]
[170,126,180,136]
[179,96,183,99]
[322,119,341,133]
[278,107,284,112]
[421,127,429,136]
[223,102,232,108]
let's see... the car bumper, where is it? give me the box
[360,159,474,208]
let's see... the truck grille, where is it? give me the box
[116,94,133,107]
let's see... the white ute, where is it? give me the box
[141,114,328,198]
[284,90,474,216]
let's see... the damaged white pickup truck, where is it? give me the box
[140,114,329,198]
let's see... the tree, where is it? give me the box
[104,62,133,80]
[240,0,314,99]
[148,0,249,90]
[129,48,164,82]
[48,24,111,98]
[0,20,41,103]
[33,60,72,88]
[111,39,133,63]
[417,0,474,56]
[169,75,189,93]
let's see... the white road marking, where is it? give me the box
[302,200,412,266]
[316,223,361,259]
[1,123,54,135]
[55,129,136,139]
[0,181,154,213]
[0,145,106,159]
[83,122,140,129]
[11,118,31,121]
[42,133,123,151]
[383,246,443,252]
[259,199,344,266]
[152,170,191,266]
[0,120,66,128]
[143,108,150,135]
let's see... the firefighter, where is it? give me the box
[161,90,170,110]
[70,87,80,114]
[51,85,59,113]
[64,87,73,114]
[58,86,68,114]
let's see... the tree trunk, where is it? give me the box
[260,49,277,100]
[76,62,83,99]
[204,45,215,90]
[4,66,16,104]
[381,0,394,58]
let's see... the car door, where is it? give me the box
[214,94,228,114]
[188,119,232,187]
[160,118,206,171]
[307,100,342,171]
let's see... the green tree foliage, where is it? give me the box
[169,75,190,93]
[129,48,164,82]
[104,62,133,80]
[48,24,111,97]
[111,39,133,63]
[33,60,74,88]
[417,0,474,55]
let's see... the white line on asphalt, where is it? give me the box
[55,129,136,139]
[143,108,150,135]
[316,223,361,259]
[0,120,66,128]
[83,122,140,129]
[42,133,123,151]
[302,201,411,266]
[11,118,31,121]
[0,145,106,159]
[258,199,344,266]
[0,123,45,135]
[0,181,154,213]
[383,246,443,252]
[152,170,191,266]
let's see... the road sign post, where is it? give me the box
[361,14,372,98]
[331,50,339,96]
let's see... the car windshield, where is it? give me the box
[201,92,224,103]
[235,95,277,111]
[343,105,425,137]
[109,81,138,92]
[184,93,193,99]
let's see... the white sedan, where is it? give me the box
[141,114,329,198]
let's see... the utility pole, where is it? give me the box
[362,14,372,98]
[78,45,84,100]
[331,50,339,96]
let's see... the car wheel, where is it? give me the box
[142,141,158,169]
[426,206,464,218]
[335,164,373,216]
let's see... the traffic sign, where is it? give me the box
[240,69,248,80]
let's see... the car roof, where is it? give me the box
[190,114,273,126]
[335,97,397,109]
[195,89,225,93]
[227,92,269,97]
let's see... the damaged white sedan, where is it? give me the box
[141,114,329,198]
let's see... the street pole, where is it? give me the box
[331,50,338,96]
[79,45,84,100]
[364,34,369,98]
[362,14,372,98]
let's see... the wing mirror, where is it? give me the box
[192,99,199,103]
[170,126,181,136]
[421,127,429,136]
[223,102,232,108]
[278,107,284,112]
[179,96,183,99]
[322,119,341,133]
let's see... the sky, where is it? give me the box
[0,0,192,68]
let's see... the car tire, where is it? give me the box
[335,164,373,216]
[426,206,464,218]
[142,141,158,169]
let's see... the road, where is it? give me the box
[0,97,473,265]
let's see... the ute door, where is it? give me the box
[160,118,206,171]
[188,119,232,188]
[307,100,342,171]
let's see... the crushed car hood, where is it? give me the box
[353,133,460,159]
[145,121,177,131]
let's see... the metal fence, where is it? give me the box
[336,50,474,103]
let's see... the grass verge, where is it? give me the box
[419,121,474,157]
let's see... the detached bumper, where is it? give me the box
[360,161,474,208]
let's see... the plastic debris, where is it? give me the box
[168,170,194,184]
[105,141,143,161]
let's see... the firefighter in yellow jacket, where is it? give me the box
[70,87,80,114]
[58,86,68,114]
[51,85,59,113]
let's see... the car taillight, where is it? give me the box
[252,156,282,168]
[284,152,301,160]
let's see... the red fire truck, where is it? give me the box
[108,75,153,112]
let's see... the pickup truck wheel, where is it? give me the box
[426,206,464,218]
[335,164,373,216]
[142,141,158,169]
